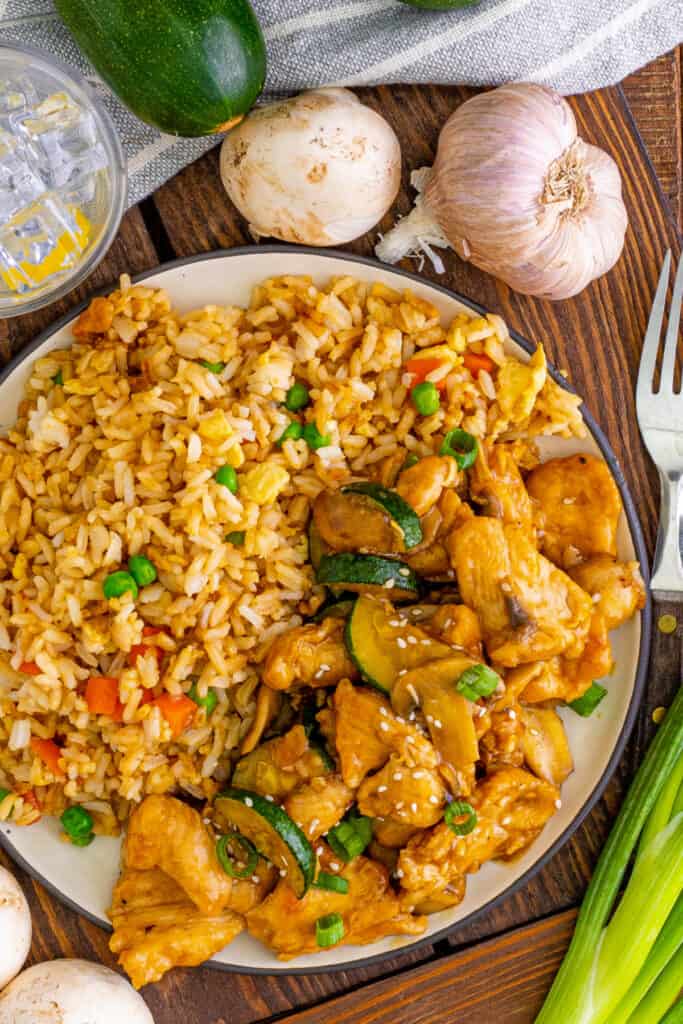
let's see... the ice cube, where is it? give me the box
[0,130,45,222]
[0,77,39,127]
[0,194,89,292]
[19,92,107,190]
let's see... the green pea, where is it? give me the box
[225,531,246,546]
[215,465,238,493]
[276,421,303,447]
[103,571,138,601]
[411,381,440,416]
[61,805,94,839]
[199,360,225,374]
[71,832,95,847]
[188,683,218,716]
[303,422,331,450]
[52,370,63,386]
[128,555,157,588]
[284,382,310,412]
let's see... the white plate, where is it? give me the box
[0,247,651,975]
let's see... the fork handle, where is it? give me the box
[650,469,683,598]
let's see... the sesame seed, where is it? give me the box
[507,709,517,720]
[244,797,253,808]
[433,719,443,729]
[593,592,602,603]
[384,578,396,589]
[395,801,404,809]
[316,845,324,856]
[398,668,407,676]
[407,635,418,645]
[408,713,416,722]
[426,714,434,723]
[396,716,406,724]
[398,567,410,577]
[395,868,404,878]
[379,706,388,716]
[379,721,389,731]
[407,683,419,703]
[389,620,401,627]
[529,727,540,736]
[265,794,274,802]
[412,769,424,778]
[393,772,403,781]
[397,637,407,649]
[405,735,415,744]
[377,785,388,793]
[319,663,330,673]
[501,815,512,826]
[330,862,341,871]
[429,795,439,804]
[203,817,211,825]
[555,799,562,809]
[410,802,418,813]
[279,868,287,877]
[420,639,431,646]
[444,619,452,629]
[308,818,320,834]
[251,875,260,884]
[562,497,576,505]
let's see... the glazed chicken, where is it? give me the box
[108,441,645,984]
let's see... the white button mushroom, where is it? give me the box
[0,959,154,1023]
[0,866,31,990]
[220,87,402,246]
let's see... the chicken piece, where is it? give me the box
[516,610,613,704]
[469,443,534,531]
[313,488,404,554]
[520,707,573,786]
[333,678,437,788]
[398,767,559,905]
[123,795,232,915]
[284,773,354,841]
[439,487,476,532]
[479,708,525,771]
[569,555,646,630]
[372,819,419,848]
[232,725,330,799]
[109,867,243,989]
[262,617,358,691]
[526,454,622,567]
[246,854,426,958]
[240,684,282,755]
[73,296,114,337]
[448,518,593,667]
[494,347,547,428]
[358,754,446,828]
[396,455,460,517]
[406,489,473,581]
[425,604,483,657]
[413,878,466,915]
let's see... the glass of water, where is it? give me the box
[0,42,126,317]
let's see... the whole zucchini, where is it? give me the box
[55,0,267,137]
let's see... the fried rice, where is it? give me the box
[0,272,583,834]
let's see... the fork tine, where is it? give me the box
[637,250,671,402]
[660,253,683,393]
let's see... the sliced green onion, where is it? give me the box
[314,872,350,894]
[303,422,331,450]
[316,912,345,948]
[455,664,501,702]
[225,530,246,546]
[188,683,217,716]
[103,571,138,601]
[70,832,95,847]
[61,805,94,839]
[411,381,440,416]
[568,682,607,717]
[216,833,259,879]
[0,788,11,803]
[284,382,310,412]
[444,800,477,836]
[327,812,372,862]
[215,465,238,493]
[127,555,157,588]
[52,369,63,386]
[440,428,479,469]
[401,453,420,472]
[199,360,225,374]
[276,421,303,447]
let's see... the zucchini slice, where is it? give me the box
[342,483,422,549]
[214,788,315,897]
[317,553,419,601]
[345,594,452,693]
[312,598,356,623]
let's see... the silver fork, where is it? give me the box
[637,251,683,598]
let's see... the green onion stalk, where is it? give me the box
[535,685,683,1024]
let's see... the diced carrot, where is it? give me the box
[142,625,168,637]
[463,351,496,376]
[139,689,155,707]
[129,643,163,667]
[23,789,41,810]
[30,737,65,777]
[404,357,449,393]
[85,676,123,721]
[19,661,41,675]
[153,693,196,738]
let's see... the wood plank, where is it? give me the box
[276,910,578,1024]
[623,48,682,230]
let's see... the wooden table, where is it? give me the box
[1,52,682,1024]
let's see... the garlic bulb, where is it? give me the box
[376,83,628,300]
[220,88,401,246]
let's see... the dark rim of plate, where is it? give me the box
[0,245,653,977]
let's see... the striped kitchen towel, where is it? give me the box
[1,0,681,205]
